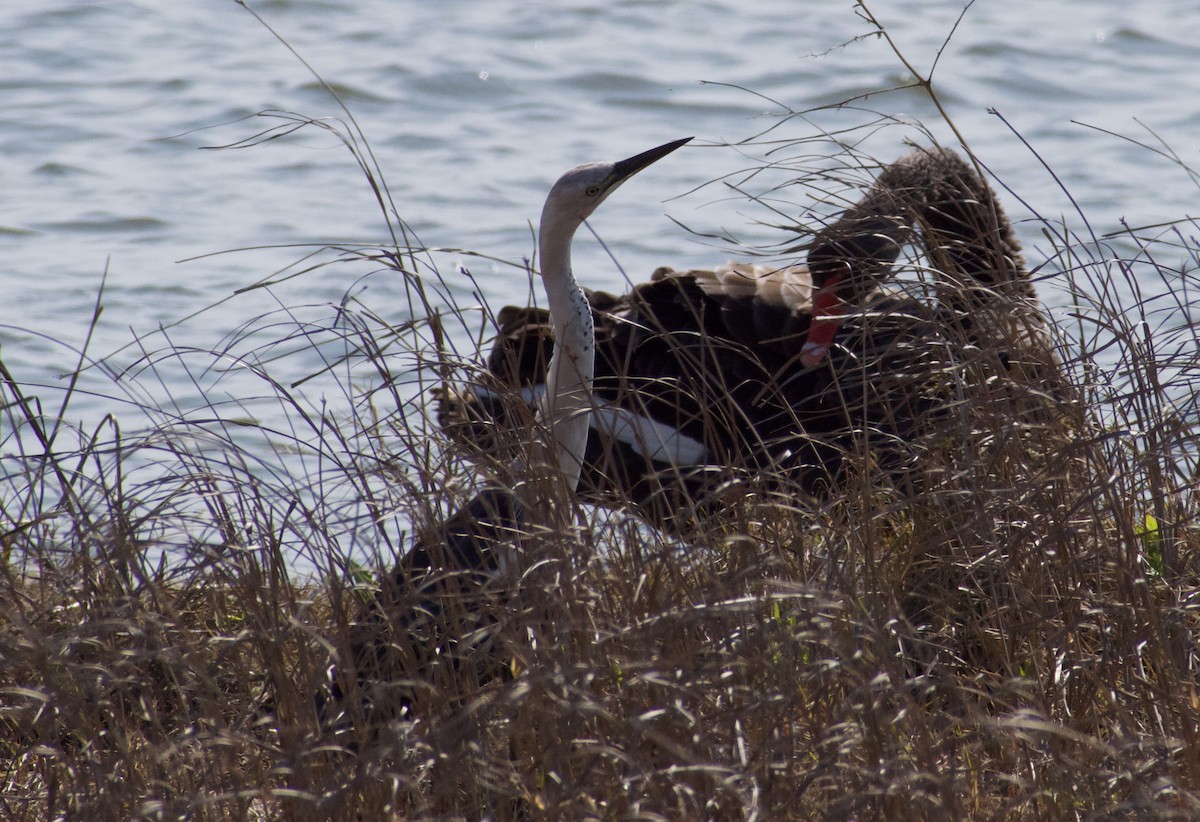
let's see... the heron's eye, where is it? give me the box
[585,186,601,197]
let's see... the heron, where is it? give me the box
[335,137,692,715]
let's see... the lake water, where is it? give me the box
[2,1,1197,555]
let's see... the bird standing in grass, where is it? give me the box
[334,138,691,717]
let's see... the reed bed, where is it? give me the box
[3,18,1199,822]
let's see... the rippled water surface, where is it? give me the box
[3,0,1198,437]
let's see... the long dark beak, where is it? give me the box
[609,137,693,187]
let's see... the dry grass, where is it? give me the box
[4,13,1200,822]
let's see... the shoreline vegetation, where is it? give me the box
[3,6,1199,820]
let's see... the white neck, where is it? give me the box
[530,206,596,493]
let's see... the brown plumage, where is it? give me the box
[438,146,1061,531]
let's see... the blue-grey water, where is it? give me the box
[2,1,1198,561]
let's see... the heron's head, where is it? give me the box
[541,137,692,230]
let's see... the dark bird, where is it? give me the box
[438,146,1061,531]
